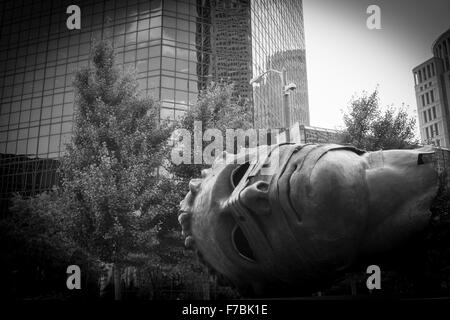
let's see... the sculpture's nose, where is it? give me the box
[239,181,271,215]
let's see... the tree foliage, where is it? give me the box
[1,43,249,300]
[60,40,172,264]
[0,191,100,299]
[342,89,417,150]
[162,82,252,297]
[171,81,253,181]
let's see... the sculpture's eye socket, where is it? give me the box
[418,153,433,165]
[232,224,255,262]
[231,162,250,188]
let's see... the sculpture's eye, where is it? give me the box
[417,153,433,165]
[231,162,250,188]
[232,224,255,261]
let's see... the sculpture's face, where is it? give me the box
[179,144,439,296]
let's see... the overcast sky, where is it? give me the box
[303,0,450,131]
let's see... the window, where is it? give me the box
[19,111,30,123]
[430,90,434,103]
[63,104,73,116]
[432,106,436,119]
[148,44,160,57]
[435,123,439,136]
[137,60,148,73]
[175,90,188,104]
[40,125,50,136]
[137,48,148,60]
[423,111,427,122]
[426,127,430,139]
[54,93,64,105]
[50,123,61,135]
[176,59,188,73]
[428,109,432,121]
[137,30,148,42]
[124,50,136,62]
[426,92,430,105]
[62,122,72,133]
[49,135,60,152]
[52,105,63,118]
[17,140,27,154]
[175,48,188,61]
[175,78,188,91]
[161,57,175,70]
[150,27,161,40]
[161,76,174,88]
[18,129,28,140]
[421,95,425,107]
[30,109,40,122]
[27,138,37,154]
[138,19,149,31]
[161,88,174,101]
[38,136,48,154]
[162,45,175,58]
[41,108,51,120]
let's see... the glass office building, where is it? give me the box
[251,0,309,128]
[0,0,308,210]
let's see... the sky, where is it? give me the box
[303,0,450,131]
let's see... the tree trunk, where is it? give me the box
[202,280,210,300]
[113,264,122,300]
[350,275,357,296]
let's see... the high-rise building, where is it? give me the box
[251,1,308,128]
[0,0,309,210]
[413,29,450,147]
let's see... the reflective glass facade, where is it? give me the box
[0,0,308,209]
[251,0,309,128]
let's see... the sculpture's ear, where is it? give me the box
[366,150,385,168]
[416,146,434,165]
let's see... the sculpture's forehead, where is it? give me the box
[213,143,366,173]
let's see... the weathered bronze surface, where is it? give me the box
[179,143,442,296]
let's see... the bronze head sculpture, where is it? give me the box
[179,143,440,296]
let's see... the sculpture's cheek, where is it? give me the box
[360,158,439,255]
[290,151,369,267]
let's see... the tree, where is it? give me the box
[0,192,73,299]
[60,40,172,299]
[158,81,252,298]
[171,81,253,181]
[342,89,417,150]
[0,190,103,299]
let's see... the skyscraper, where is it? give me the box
[413,29,450,147]
[0,0,309,209]
[251,0,309,128]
